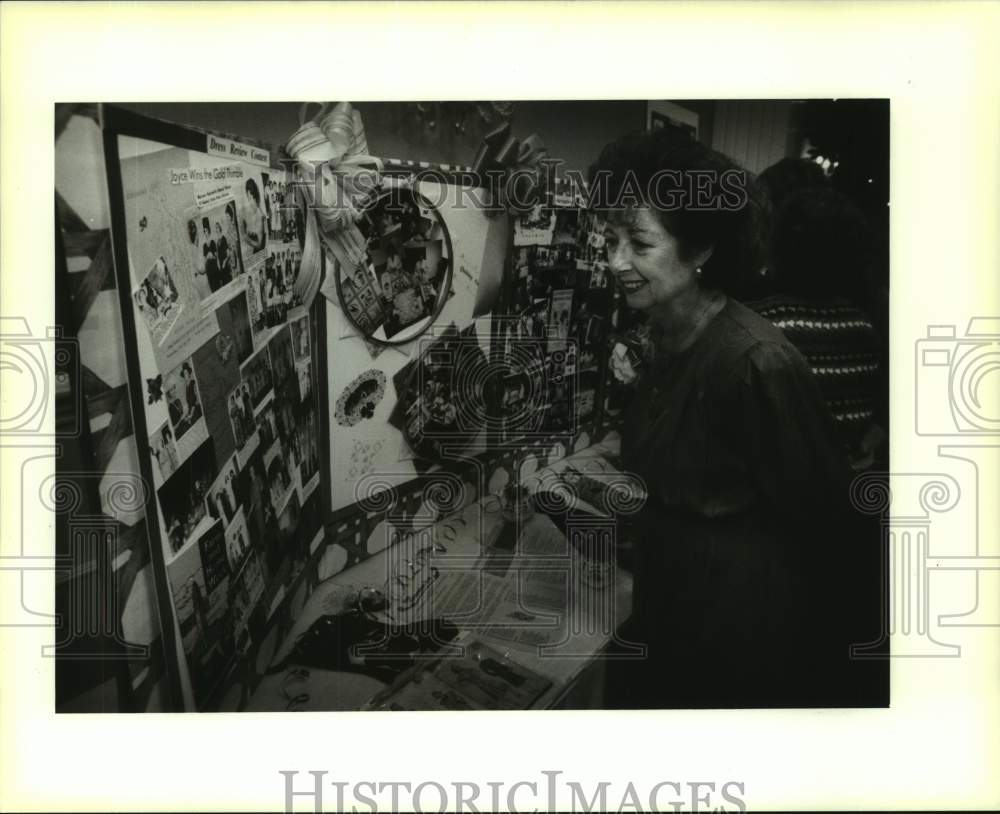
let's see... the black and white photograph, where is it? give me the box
[295,405,320,495]
[197,521,231,595]
[133,255,182,345]
[219,291,254,365]
[205,453,240,528]
[289,312,310,361]
[148,420,180,484]
[162,355,206,445]
[254,394,279,449]
[186,200,245,303]
[263,438,293,516]
[239,344,273,411]
[223,506,250,572]
[156,439,217,556]
[239,176,268,262]
[226,380,259,463]
[266,324,295,386]
[20,3,1000,812]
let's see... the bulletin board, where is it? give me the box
[101,106,329,710]
[325,175,508,518]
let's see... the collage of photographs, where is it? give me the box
[499,189,615,442]
[339,187,453,341]
[126,155,322,708]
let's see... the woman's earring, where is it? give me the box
[695,266,703,279]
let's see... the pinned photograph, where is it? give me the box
[263,172,288,243]
[133,255,182,346]
[255,395,279,449]
[513,204,556,246]
[269,242,302,297]
[166,535,232,706]
[219,292,254,365]
[244,266,269,347]
[296,407,320,498]
[295,359,312,402]
[205,454,241,529]
[185,199,245,307]
[240,344,274,411]
[224,506,250,572]
[157,439,217,556]
[290,312,310,361]
[227,380,259,464]
[162,355,208,460]
[230,549,265,638]
[148,421,180,484]
[547,289,574,352]
[575,210,607,271]
[240,175,269,263]
[197,522,231,595]
[263,439,294,515]
[267,325,295,386]
[376,240,445,339]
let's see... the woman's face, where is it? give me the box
[604,207,703,312]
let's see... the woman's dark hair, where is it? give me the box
[758,157,828,211]
[245,178,260,205]
[769,185,874,302]
[201,216,210,233]
[187,219,198,243]
[588,128,770,297]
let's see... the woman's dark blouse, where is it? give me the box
[620,298,863,705]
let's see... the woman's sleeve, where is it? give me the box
[723,341,855,522]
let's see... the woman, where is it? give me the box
[751,160,887,472]
[242,178,268,254]
[591,129,882,708]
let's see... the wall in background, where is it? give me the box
[117,101,647,173]
[710,100,794,173]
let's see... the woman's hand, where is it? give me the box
[610,342,639,384]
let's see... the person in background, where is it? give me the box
[750,158,886,471]
[590,128,883,708]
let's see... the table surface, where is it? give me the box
[247,438,640,711]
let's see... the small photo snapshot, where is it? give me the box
[240,345,274,411]
[227,380,260,461]
[290,313,310,361]
[133,256,183,346]
[163,356,204,442]
[157,439,217,556]
[205,454,241,529]
[148,421,180,484]
[186,200,244,302]
[224,506,251,572]
[219,292,255,365]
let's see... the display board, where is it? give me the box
[102,107,329,710]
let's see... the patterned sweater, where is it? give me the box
[746,295,882,468]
